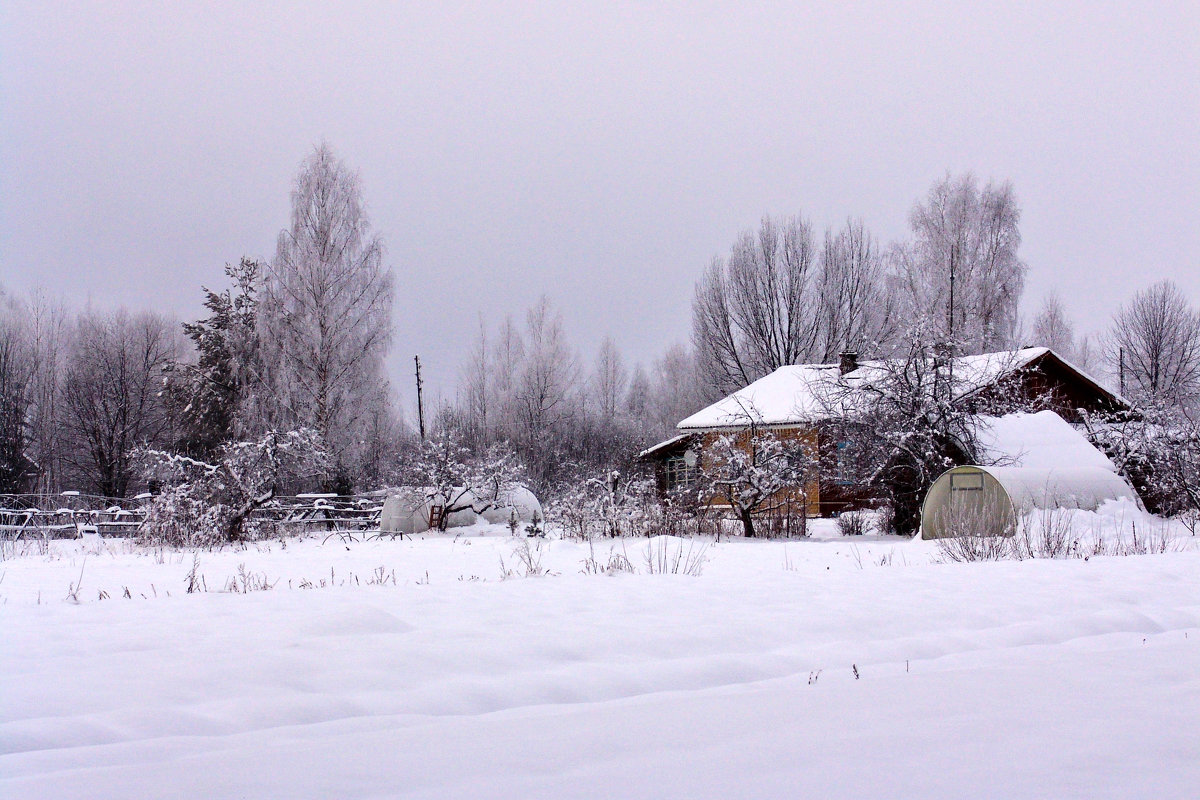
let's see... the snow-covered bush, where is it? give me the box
[138,429,328,547]
[546,470,657,539]
[836,511,871,537]
[1084,403,1200,522]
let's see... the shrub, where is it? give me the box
[836,511,871,537]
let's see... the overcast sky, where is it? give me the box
[3,2,1198,408]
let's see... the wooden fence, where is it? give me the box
[0,493,386,539]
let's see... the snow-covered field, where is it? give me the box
[2,517,1199,799]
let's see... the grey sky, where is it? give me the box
[3,2,1198,408]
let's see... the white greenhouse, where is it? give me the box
[920,411,1141,540]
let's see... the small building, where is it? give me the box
[640,347,1129,518]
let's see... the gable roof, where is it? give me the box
[676,347,1124,431]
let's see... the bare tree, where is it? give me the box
[1106,280,1200,402]
[645,342,707,436]
[692,216,820,393]
[814,219,897,361]
[459,315,491,448]
[62,310,180,497]
[0,290,36,491]
[896,173,1026,354]
[516,296,579,448]
[591,336,628,421]
[1032,292,1076,358]
[262,142,395,484]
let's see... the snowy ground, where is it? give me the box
[2,516,1198,799]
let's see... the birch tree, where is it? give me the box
[896,173,1027,354]
[262,143,394,484]
[1032,292,1076,359]
[591,336,628,421]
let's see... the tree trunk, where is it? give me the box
[226,488,275,542]
[739,508,756,538]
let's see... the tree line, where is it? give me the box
[2,147,1198,518]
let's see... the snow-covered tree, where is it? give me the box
[261,142,394,486]
[1084,402,1200,524]
[22,290,70,493]
[139,428,328,546]
[1032,292,1076,359]
[591,336,628,422]
[894,173,1026,354]
[826,323,1018,534]
[700,420,818,538]
[407,432,525,530]
[169,258,264,455]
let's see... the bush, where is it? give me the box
[138,429,327,547]
[836,511,871,537]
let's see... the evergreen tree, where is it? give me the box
[169,259,263,455]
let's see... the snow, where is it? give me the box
[976,410,1118,472]
[962,412,1141,513]
[2,522,1199,799]
[677,347,1055,430]
[978,466,1140,513]
[677,364,840,428]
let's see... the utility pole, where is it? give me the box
[948,247,956,345]
[945,246,957,396]
[1118,347,1126,396]
[414,355,426,441]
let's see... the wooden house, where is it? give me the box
[639,347,1128,517]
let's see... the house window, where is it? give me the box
[834,441,856,485]
[665,451,699,492]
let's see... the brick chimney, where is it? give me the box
[839,350,859,375]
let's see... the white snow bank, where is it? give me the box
[1,529,1198,799]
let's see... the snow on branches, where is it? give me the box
[406,433,526,530]
[138,428,328,546]
[700,421,818,539]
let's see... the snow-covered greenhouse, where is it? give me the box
[920,410,1140,539]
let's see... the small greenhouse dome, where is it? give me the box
[920,465,1140,540]
[380,490,435,536]
[479,486,543,525]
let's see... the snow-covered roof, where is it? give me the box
[636,433,697,460]
[676,347,1110,431]
[975,410,1118,473]
[676,345,1123,431]
[676,364,842,429]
